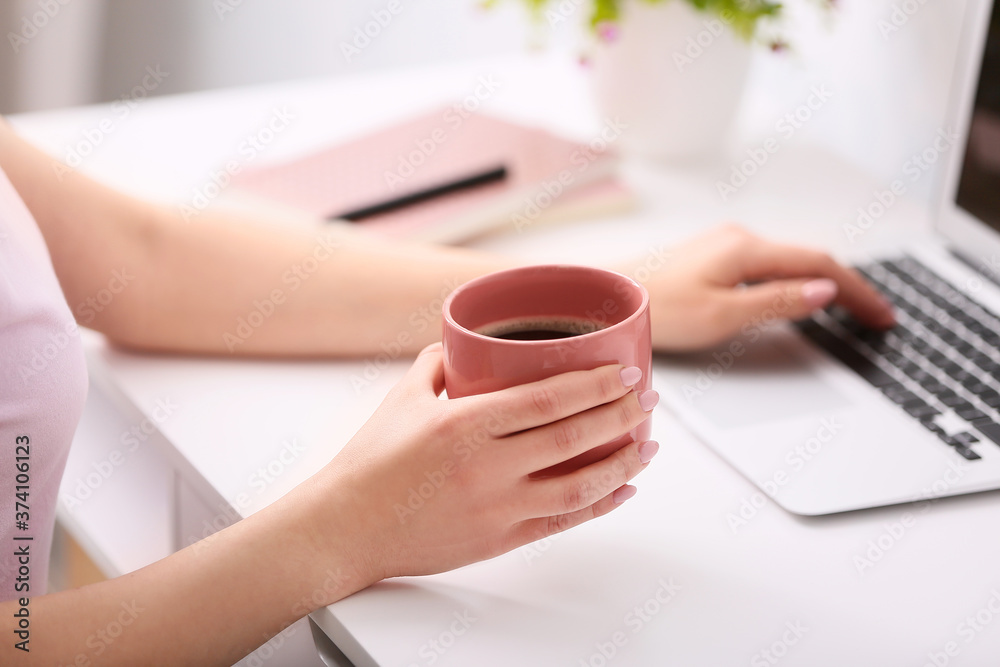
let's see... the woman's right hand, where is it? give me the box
[304,343,660,595]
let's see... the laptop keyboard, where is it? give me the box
[796,255,1000,461]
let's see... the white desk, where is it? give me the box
[15,52,1000,666]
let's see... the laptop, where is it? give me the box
[656,0,1000,515]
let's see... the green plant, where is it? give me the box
[498,0,827,44]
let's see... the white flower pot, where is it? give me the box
[590,0,753,163]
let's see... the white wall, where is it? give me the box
[1,0,107,112]
[0,0,539,112]
[0,0,972,203]
[740,0,969,200]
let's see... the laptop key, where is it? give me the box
[919,378,949,395]
[981,390,1000,409]
[954,445,983,461]
[972,419,1000,446]
[903,399,940,419]
[939,392,967,408]
[937,430,982,459]
[798,324,896,387]
[952,432,980,447]
[882,384,918,405]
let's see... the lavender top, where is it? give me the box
[0,165,88,601]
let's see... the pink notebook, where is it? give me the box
[228,109,628,243]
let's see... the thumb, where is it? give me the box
[724,278,838,329]
[397,342,446,398]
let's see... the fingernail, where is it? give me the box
[877,295,897,323]
[638,390,659,412]
[801,278,838,309]
[620,366,642,387]
[638,440,659,464]
[613,485,637,504]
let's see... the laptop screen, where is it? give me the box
[956,2,1000,234]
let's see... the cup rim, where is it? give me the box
[442,264,650,345]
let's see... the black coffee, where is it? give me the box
[494,328,580,341]
[477,317,604,341]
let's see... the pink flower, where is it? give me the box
[596,21,619,43]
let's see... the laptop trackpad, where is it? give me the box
[663,329,855,430]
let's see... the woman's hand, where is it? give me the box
[633,225,897,352]
[309,344,659,586]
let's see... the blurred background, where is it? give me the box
[0,0,535,113]
[0,0,967,205]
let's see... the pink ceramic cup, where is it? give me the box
[442,265,652,473]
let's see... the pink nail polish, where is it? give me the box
[638,390,659,412]
[638,440,659,464]
[801,278,838,309]
[613,486,637,504]
[620,366,642,387]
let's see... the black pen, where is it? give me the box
[328,165,508,222]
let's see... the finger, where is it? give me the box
[711,278,838,334]
[461,364,644,436]
[398,343,445,397]
[734,238,896,329]
[508,379,656,473]
[520,439,656,517]
[507,484,639,548]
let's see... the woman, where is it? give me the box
[0,118,893,665]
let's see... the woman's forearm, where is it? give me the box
[107,205,516,357]
[0,479,369,666]
[1,117,514,358]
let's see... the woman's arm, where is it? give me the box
[0,350,659,665]
[0,118,514,357]
[0,119,894,358]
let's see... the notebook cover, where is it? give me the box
[227,108,624,243]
